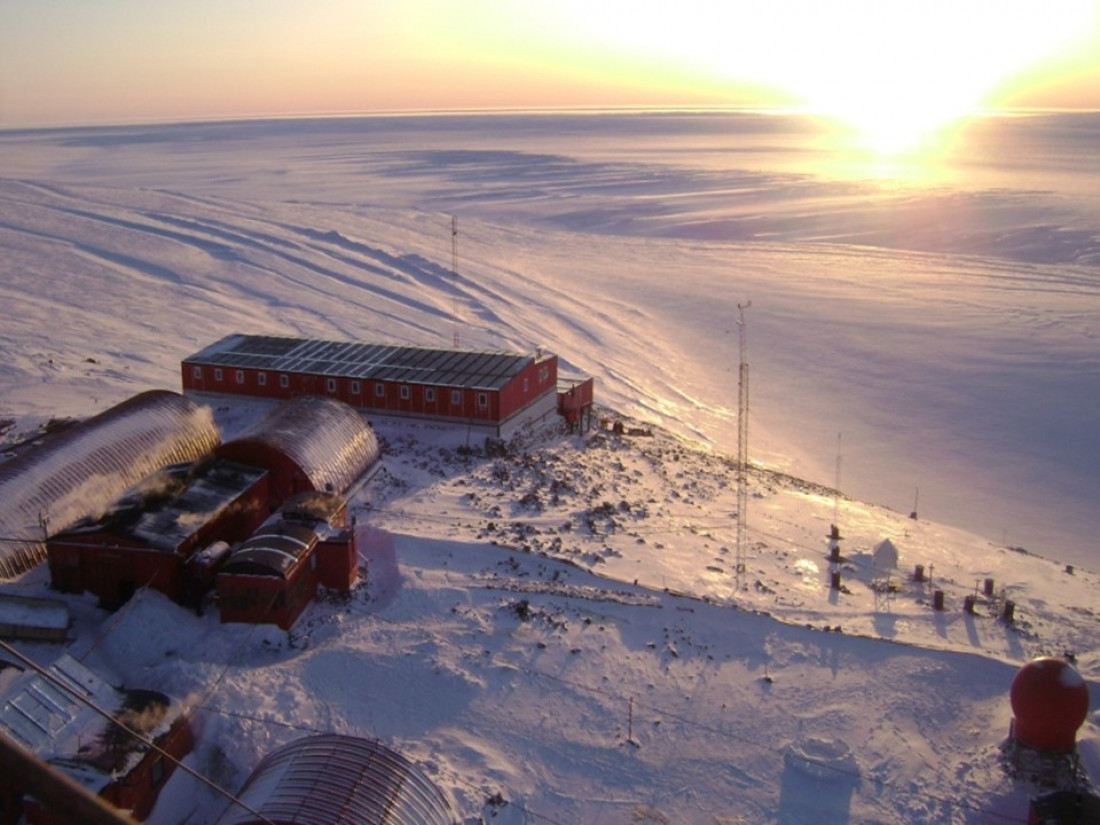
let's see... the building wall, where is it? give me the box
[317,534,359,592]
[23,716,193,825]
[499,355,557,420]
[46,475,270,609]
[214,442,314,507]
[217,561,318,631]
[217,535,359,630]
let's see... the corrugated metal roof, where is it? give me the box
[216,734,457,825]
[222,492,348,577]
[222,522,317,577]
[0,391,220,577]
[186,334,533,390]
[224,396,381,496]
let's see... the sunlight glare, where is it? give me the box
[771,2,1098,158]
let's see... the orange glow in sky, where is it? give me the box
[2,0,1098,130]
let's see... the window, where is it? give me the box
[191,365,202,379]
[478,392,488,409]
[451,390,461,405]
[214,368,223,382]
[523,378,529,393]
[235,370,245,384]
[350,380,360,395]
[375,384,385,398]
[400,385,410,400]
[538,366,550,383]
[151,757,165,787]
[425,388,435,403]
[280,374,289,388]
[257,372,267,386]
[327,378,336,393]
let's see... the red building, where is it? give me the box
[46,459,270,610]
[217,492,358,630]
[0,654,193,824]
[558,373,596,432]
[182,334,562,439]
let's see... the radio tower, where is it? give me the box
[451,215,460,348]
[735,301,751,589]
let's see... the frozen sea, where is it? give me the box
[1,108,1098,569]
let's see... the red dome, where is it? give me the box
[1010,657,1089,753]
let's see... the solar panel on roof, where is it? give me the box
[189,334,540,392]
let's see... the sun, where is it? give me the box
[768,2,1098,158]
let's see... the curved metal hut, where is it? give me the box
[0,391,219,576]
[216,733,457,825]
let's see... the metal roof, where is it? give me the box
[186,334,535,391]
[221,522,319,578]
[216,733,457,825]
[223,396,381,496]
[221,493,348,578]
[0,391,220,577]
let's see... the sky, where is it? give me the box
[3,0,1100,135]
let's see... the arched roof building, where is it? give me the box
[215,396,381,502]
[216,734,457,825]
[0,391,219,577]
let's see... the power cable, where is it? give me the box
[0,638,279,825]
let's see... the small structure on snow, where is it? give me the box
[217,491,359,630]
[0,595,70,643]
[0,654,193,823]
[872,538,900,573]
[215,733,457,825]
[1009,656,1089,754]
[1005,656,1091,790]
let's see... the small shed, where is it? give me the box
[558,374,596,433]
[217,492,358,631]
[215,733,457,825]
[0,595,69,643]
[0,654,193,824]
[215,396,381,505]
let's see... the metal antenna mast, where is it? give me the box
[735,301,751,589]
[451,215,460,348]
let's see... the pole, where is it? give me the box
[833,432,842,526]
[735,302,751,588]
[451,215,460,348]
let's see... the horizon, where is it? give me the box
[5,1,1100,155]
[7,102,1100,133]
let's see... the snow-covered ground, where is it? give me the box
[0,111,1098,823]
